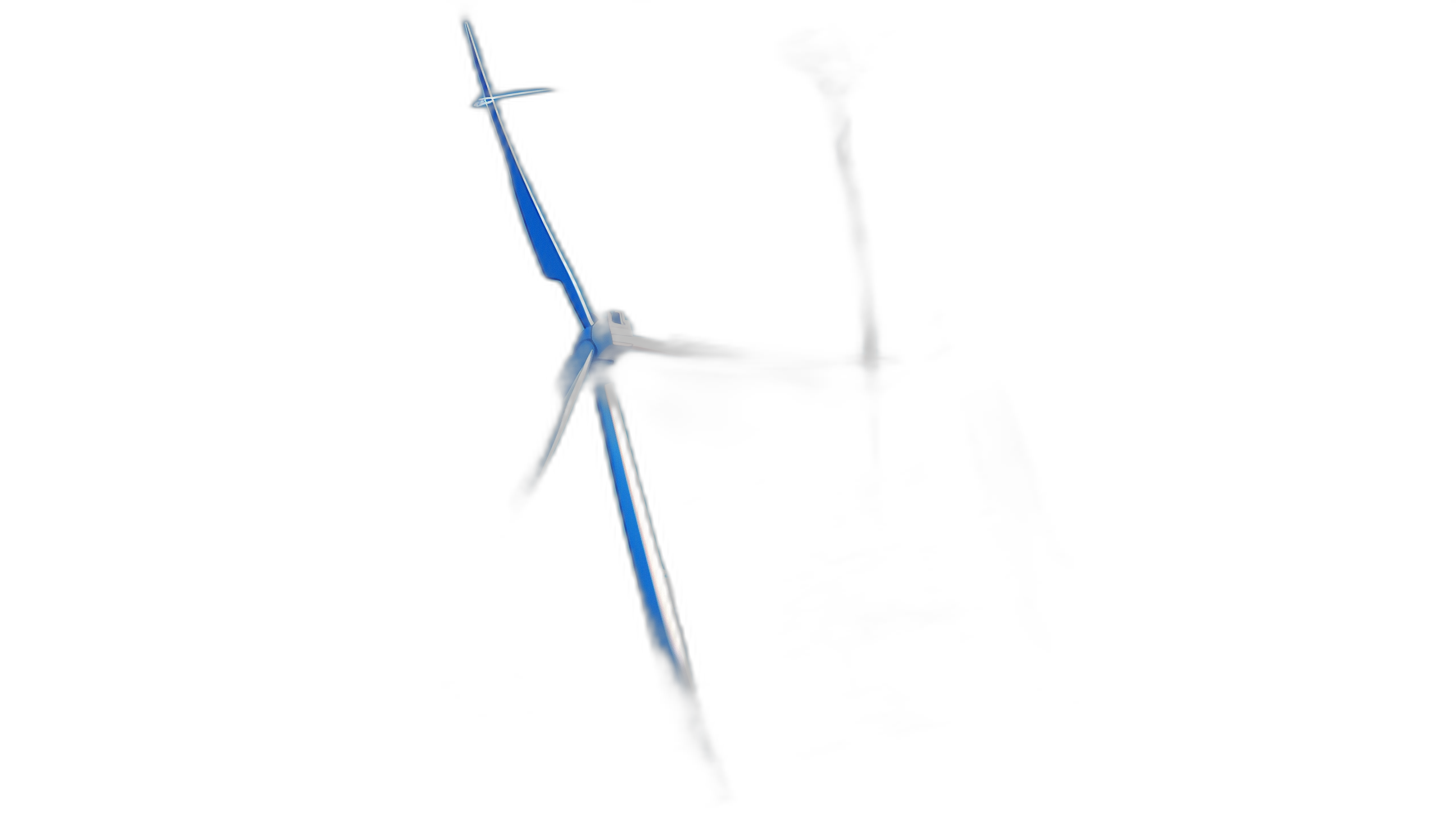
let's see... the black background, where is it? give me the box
[208,4,1275,810]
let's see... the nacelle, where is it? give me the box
[590,310,638,360]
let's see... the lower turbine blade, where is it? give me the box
[528,341,595,488]
[588,359,728,798]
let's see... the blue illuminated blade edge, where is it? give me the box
[594,379,695,687]
[462,20,595,329]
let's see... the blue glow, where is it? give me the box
[463,22,594,327]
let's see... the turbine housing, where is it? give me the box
[590,310,638,361]
[556,311,636,395]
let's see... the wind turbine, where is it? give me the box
[461,21,697,691]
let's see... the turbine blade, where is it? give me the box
[528,341,595,489]
[462,20,595,329]
[620,335,891,367]
[585,359,722,792]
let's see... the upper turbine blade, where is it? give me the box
[463,20,595,329]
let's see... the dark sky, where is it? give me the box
[224,6,1252,810]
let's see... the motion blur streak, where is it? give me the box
[838,119,879,466]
